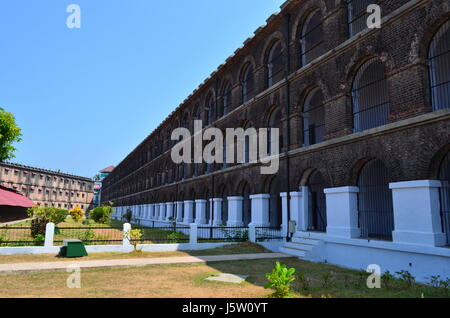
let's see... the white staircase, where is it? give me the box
[279,234,324,260]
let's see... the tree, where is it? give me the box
[0,108,22,161]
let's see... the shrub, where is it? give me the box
[27,206,68,227]
[167,231,184,243]
[124,229,142,252]
[90,205,112,224]
[30,218,47,238]
[33,234,45,246]
[297,272,310,291]
[123,210,132,223]
[69,206,85,223]
[396,270,416,289]
[48,208,68,224]
[265,262,296,298]
[382,270,395,289]
[78,229,96,244]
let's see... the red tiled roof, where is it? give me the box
[0,188,34,208]
[100,166,115,173]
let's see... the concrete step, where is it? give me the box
[291,236,322,246]
[284,242,314,252]
[279,246,307,258]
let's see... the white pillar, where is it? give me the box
[300,186,309,231]
[184,200,195,224]
[390,180,446,247]
[290,191,302,231]
[190,223,198,244]
[325,186,360,238]
[176,201,184,222]
[249,194,270,227]
[249,224,256,243]
[123,223,132,247]
[212,198,223,226]
[159,203,166,221]
[166,202,175,221]
[227,196,244,226]
[154,203,160,220]
[195,200,207,225]
[280,193,289,237]
[44,222,55,247]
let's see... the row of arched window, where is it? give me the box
[103,9,449,193]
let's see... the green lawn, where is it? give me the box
[0,256,448,298]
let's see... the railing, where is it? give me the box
[255,226,283,242]
[54,226,123,245]
[0,226,44,247]
[197,226,249,242]
[358,210,394,241]
[133,225,190,244]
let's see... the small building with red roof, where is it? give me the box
[0,185,35,223]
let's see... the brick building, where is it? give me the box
[0,162,95,211]
[101,1,450,280]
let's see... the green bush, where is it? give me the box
[30,218,47,238]
[33,234,45,246]
[167,231,184,243]
[90,205,112,224]
[78,229,96,244]
[265,262,296,298]
[123,210,132,223]
[48,208,68,224]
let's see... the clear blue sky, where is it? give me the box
[0,0,284,178]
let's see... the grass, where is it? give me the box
[0,257,449,298]
[0,242,269,264]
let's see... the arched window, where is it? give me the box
[221,82,232,117]
[358,159,394,240]
[352,58,389,132]
[204,191,211,225]
[439,151,450,245]
[241,63,255,104]
[205,95,215,126]
[242,183,251,226]
[267,107,283,155]
[303,88,325,146]
[221,188,228,226]
[305,170,327,232]
[269,180,282,228]
[428,20,450,111]
[300,9,324,66]
[266,41,284,88]
[347,0,376,37]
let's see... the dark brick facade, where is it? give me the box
[101,0,450,207]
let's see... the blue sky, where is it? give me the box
[0,0,284,178]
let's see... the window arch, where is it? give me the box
[266,41,284,88]
[205,94,215,126]
[347,0,376,37]
[357,159,394,240]
[268,179,282,228]
[439,151,450,245]
[242,183,251,226]
[220,82,232,117]
[303,88,325,146]
[241,63,255,104]
[352,58,390,132]
[428,19,450,111]
[305,169,327,232]
[267,107,283,155]
[299,9,324,67]
[221,187,228,226]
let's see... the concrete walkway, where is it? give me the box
[0,253,291,275]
